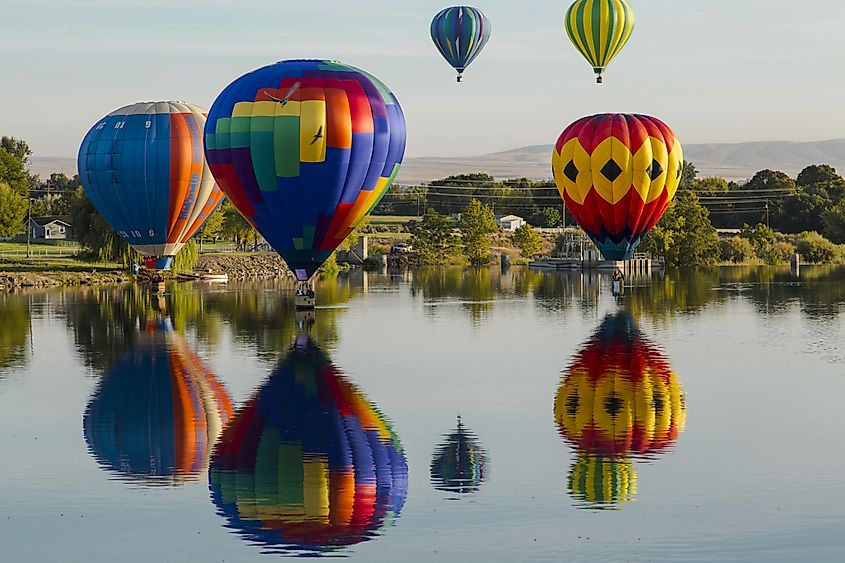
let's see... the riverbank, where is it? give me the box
[196,252,293,279]
[0,270,131,290]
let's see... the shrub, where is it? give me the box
[794,231,839,264]
[720,236,756,263]
[759,241,796,265]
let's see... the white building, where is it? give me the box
[496,214,526,232]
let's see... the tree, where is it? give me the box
[0,137,32,166]
[743,169,797,192]
[220,200,256,250]
[0,182,27,237]
[679,161,699,191]
[822,201,845,244]
[720,236,756,263]
[458,199,498,266]
[797,164,845,190]
[641,191,719,267]
[409,208,459,265]
[512,224,543,258]
[740,223,776,255]
[0,148,29,197]
[794,231,838,264]
[67,186,133,263]
[531,206,562,228]
[691,177,729,193]
[197,201,226,243]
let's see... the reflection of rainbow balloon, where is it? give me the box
[83,320,233,484]
[430,416,488,495]
[209,337,407,554]
[78,102,225,271]
[552,113,683,260]
[555,313,685,509]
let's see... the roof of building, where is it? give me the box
[496,214,524,222]
[30,215,73,227]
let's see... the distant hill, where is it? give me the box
[396,139,845,184]
[30,139,845,184]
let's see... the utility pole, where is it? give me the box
[26,197,33,258]
[765,201,769,228]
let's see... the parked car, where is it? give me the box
[391,243,412,254]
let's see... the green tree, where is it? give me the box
[794,231,838,264]
[458,199,498,266]
[409,208,459,265]
[797,165,845,191]
[720,236,756,263]
[0,182,27,237]
[679,161,699,190]
[512,224,544,258]
[532,206,562,228]
[0,148,29,197]
[0,137,32,165]
[220,200,256,250]
[198,201,226,243]
[740,223,776,255]
[642,191,719,267]
[743,169,797,192]
[822,201,845,244]
[691,177,729,193]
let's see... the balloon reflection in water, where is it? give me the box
[83,318,233,484]
[554,312,685,509]
[209,336,408,555]
[430,416,488,496]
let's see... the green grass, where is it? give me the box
[0,256,124,273]
[368,215,420,225]
[367,232,412,240]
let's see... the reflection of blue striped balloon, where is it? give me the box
[430,6,491,82]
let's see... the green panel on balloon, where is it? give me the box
[254,428,283,500]
[211,118,232,151]
[293,237,304,251]
[274,116,300,178]
[229,117,252,149]
[302,226,315,249]
[277,443,306,507]
[249,126,276,192]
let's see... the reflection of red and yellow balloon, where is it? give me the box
[554,313,685,457]
[83,320,233,484]
[568,454,636,509]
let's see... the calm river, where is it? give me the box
[1,266,844,562]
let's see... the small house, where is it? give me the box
[496,214,526,232]
[28,216,74,240]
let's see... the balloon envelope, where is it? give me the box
[430,417,488,495]
[554,312,686,458]
[83,319,233,484]
[552,113,683,260]
[209,337,408,554]
[430,6,492,81]
[204,59,406,280]
[565,0,634,83]
[78,101,224,270]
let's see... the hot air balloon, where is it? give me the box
[430,416,488,496]
[430,6,491,82]
[552,113,684,260]
[78,101,225,271]
[209,336,408,555]
[565,0,634,83]
[83,318,233,484]
[554,312,685,509]
[204,60,406,292]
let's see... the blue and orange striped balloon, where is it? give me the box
[78,102,224,271]
[430,6,492,82]
[204,60,406,281]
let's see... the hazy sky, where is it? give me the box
[3,0,844,159]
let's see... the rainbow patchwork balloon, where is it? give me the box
[552,113,683,260]
[78,102,225,271]
[204,60,406,281]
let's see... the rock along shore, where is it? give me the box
[196,252,293,280]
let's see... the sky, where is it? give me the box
[2,0,845,160]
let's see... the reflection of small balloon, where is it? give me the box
[564,0,634,83]
[430,417,488,495]
[554,312,686,457]
[204,59,406,281]
[552,113,684,260]
[430,6,492,82]
[83,324,233,484]
[78,102,224,271]
[568,454,636,509]
[209,338,407,555]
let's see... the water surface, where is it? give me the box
[1,266,844,561]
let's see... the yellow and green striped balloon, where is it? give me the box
[564,0,634,83]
